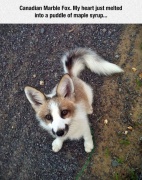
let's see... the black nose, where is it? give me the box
[56,130,64,137]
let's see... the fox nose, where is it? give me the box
[56,130,64,137]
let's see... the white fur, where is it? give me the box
[71,61,85,77]
[61,48,123,76]
[61,55,68,74]
[84,54,123,75]
[52,138,63,152]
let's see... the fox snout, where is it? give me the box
[52,124,69,137]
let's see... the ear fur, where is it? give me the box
[57,74,74,98]
[24,86,46,109]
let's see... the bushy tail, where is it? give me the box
[61,48,123,77]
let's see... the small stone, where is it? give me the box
[54,72,58,78]
[132,32,136,37]
[33,74,36,78]
[3,61,6,66]
[40,80,44,86]
[129,52,133,56]
[40,28,45,34]
[102,28,107,33]
[111,160,120,167]
[108,31,112,35]
[119,149,123,152]
[139,137,142,142]
[123,118,128,123]
[115,54,119,59]
[119,88,122,92]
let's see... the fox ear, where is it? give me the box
[57,74,74,98]
[24,86,46,110]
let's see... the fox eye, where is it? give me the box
[61,109,69,117]
[45,114,52,121]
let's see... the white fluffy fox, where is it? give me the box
[25,48,123,152]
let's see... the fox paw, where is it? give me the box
[52,139,63,152]
[84,141,94,153]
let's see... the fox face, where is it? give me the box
[25,74,75,137]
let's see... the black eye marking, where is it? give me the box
[61,109,69,117]
[45,114,53,121]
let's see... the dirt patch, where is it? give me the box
[0,24,124,180]
[86,25,142,179]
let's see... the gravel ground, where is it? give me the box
[1,24,141,180]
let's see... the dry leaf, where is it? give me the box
[40,80,44,85]
[104,119,108,125]
[132,67,137,72]
[68,27,75,33]
[127,126,133,130]
[139,73,142,79]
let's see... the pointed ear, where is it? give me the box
[57,74,74,98]
[24,86,46,109]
